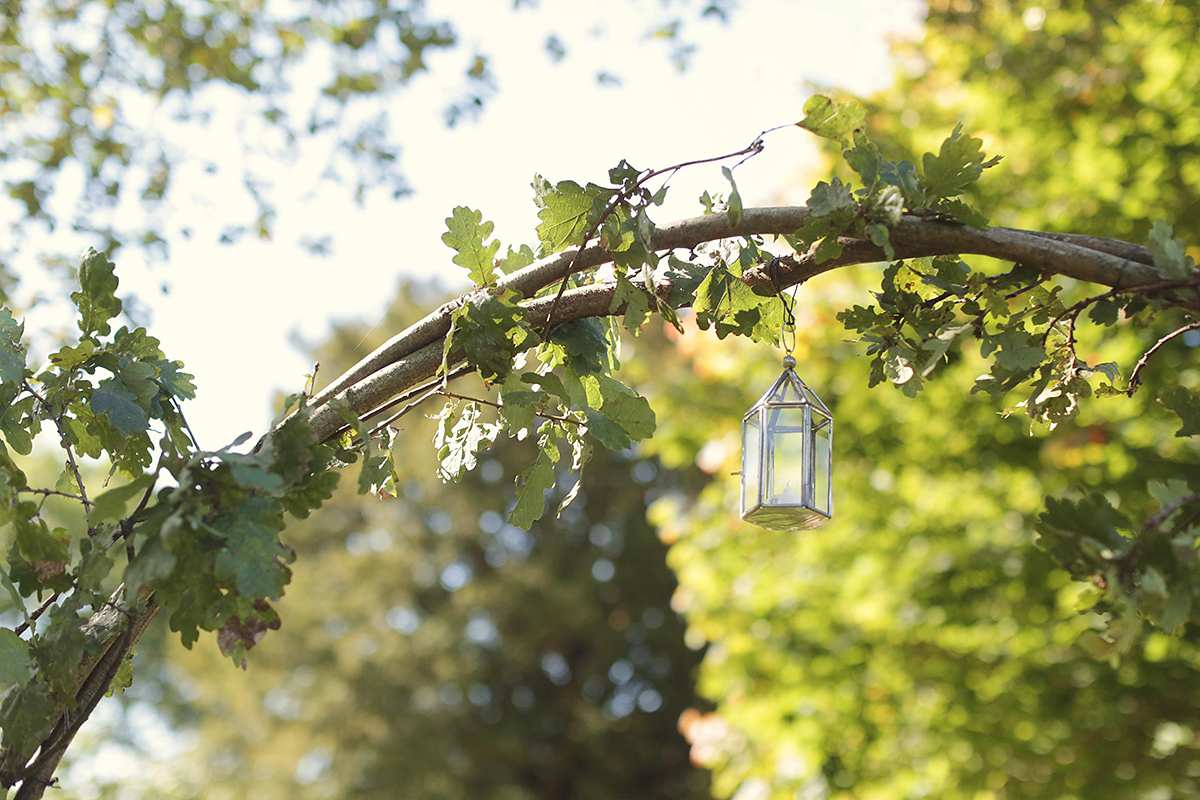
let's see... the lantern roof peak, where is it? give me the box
[751,362,831,415]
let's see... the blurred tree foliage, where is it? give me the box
[640,2,1200,799]
[857,0,1200,242]
[123,280,713,800]
[0,0,731,292]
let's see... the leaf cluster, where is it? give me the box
[0,249,347,785]
[1036,481,1200,659]
[790,94,1001,265]
[429,160,692,530]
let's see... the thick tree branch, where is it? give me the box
[299,207,1195,442]
[1,588,158,800]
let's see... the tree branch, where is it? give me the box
[295,207,1195,443]
[1,587,158,799]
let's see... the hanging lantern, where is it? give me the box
[740,355,833,531]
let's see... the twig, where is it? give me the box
[351,363,477,442]
[16,488,88,505]
[23,381,89,512]
[13,592,62,637]
[1128,321,1200,395]
[433,389,583,426]
[1142,493,1200,535]
[538,131,771,336]
[165,396,202,451]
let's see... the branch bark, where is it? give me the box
[299,207,1192,442]
[1,588,158,800]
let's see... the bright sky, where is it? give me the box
[21,0,924,449]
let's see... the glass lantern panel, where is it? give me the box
[766,406,807,505]
[741,412,762,513]
[812,411,832,516]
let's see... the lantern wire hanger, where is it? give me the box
[771,257,801,363]
[780,285,799,361]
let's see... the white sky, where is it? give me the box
[20,0,924,448]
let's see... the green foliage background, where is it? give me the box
[639,2,1200,799]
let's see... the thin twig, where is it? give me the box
[13,592,62,637]
[1142,493,1200,534]
[16,488,88,505]
[538,131,771,336]
[433,389,584,427]
[353,363,477,441]
[1128,321,1200,395]
[23,381,89,512]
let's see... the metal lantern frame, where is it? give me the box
[740,355,833,531]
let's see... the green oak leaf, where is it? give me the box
[807,177,856,217]
[920,123,1002,201]
[434,401,502,481]
[796,94,867,146]
[212,497,291,598]
[608,159,640,186]
[1087,299,1120,325]
[983,328,1046,372]
[0,679,56,757]
[71,247,123,337]
[123,537,178,600]
[693,265,781,343]
[721,166,743,227]
[448,292,539,384]
[0,628,31,688]
[89,473,155,524]
[1146,219,1195,279]
[844,131,886,191]
[509,423,561,528]
[611,273,651,333]
[551,317,613,375]
[1160,386,1200,437]
[865,222,894,262]
[116,360,159,406]
[581,373,656,447]
[91,378,150,436]
[152,358,197,400]
[33,603,87,698]
[936,197,990,227]
[498,372,545,435]
[496,243,536,275]
[76,539,115,592]
[442,206,502,287]
[0,396,34,456]
[0,309,26,385]
[1035,493,1131,579]
[535,180,612,253]
[47,338,96,371]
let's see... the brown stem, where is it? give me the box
[1128,321,1200,395]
